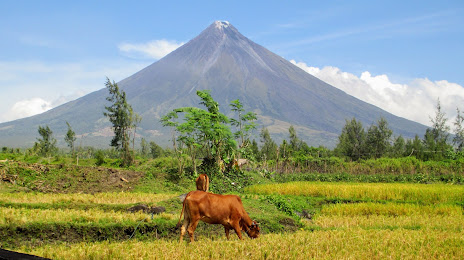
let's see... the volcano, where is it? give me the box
[0,21,427,148]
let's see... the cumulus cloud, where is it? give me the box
[0,60,149,123]
[5,98,52,121]
[291,60,464,127]
[118,39,184,60]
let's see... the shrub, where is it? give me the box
[94,150,105,166]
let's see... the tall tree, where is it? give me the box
[288,125,299,153]
[453,108,464,151]
[36,125,57,158]
[103,78,135,166]
[260,127,277,160]
[336,118,366,161]
[405,135,424,158]
[364,118,392,158]
[140,138,149,158]
[250,139,260,161]
[149,141,163,159]
[391,135,406,157]
[64,121,76,156]
[230,99,257,152]
[424,99,452,160]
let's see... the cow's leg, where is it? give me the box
[187,218,200,242]
[232,222,243,240]
[224,226,230,240]
[179,218,189,243]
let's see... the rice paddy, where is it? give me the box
[2,182,463,259]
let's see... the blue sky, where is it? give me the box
[1,0,463,127]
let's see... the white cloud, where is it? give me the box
[291,60,464,127]
[5,98,52,121]
[0,59,150,123]
[118,39,184,60]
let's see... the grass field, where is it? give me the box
[1,182,463,259]
[245,182,464,204]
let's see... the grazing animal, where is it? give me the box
[178,190,260,242]
[195,174,209,192]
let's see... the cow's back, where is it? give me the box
[184,191,245,224]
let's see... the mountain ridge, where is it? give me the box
[0,21,427,148]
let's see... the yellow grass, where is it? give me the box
[0,192,174,205]
[0,207,176,225]
[246,182,464,204]
[312,214,464,231]
[24,229,464,259]
[320,202,463,216]
[307,202,464,232]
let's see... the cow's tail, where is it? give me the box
[176,192,188,229]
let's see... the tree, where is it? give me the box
[336,118,366,161]
[453,108,464,151]
[250,139,260,160]
[405,135,424,159]
[364,118,392,158]
[230,99,257,153]
[64,122,76,156]
[260,127,277,160]
[423,99,452,160]
[162,90,235,173]
[288,125,299,153]
[287,125,309,155]
[36,125,57,158]
[149,141,163,159]
[140,138,149,158]
[131,114,142,154]
[103,78,136,166]
[391,135,406,157]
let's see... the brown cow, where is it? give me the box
[178,190,260,242]
[195,174,209,192]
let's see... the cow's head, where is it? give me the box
[246,220,260,239]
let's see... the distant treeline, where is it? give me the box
[3,91,463,178]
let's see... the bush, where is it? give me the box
[94,150,105,166]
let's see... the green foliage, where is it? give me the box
[149,141,163,159]
[161,90,235,173]
[35,125,57,157]
[422,99,453,160]
[229,99,257,150]
[64,122,76,155]
[196,157,256,194]
[391,135,406,157]
[264,195,298,217]
[364,118,392,158]
[453,107,464,151]
[103,78,137,166]
[336,118,366,161]
[139,138,149,158]
[335,117,396,160]
[260,127,277,160]
[94,150,105,166]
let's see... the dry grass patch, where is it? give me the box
[246,182,464,204]
[0,192,174,205]
[24,229,464,259]
[0,207,176,225]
